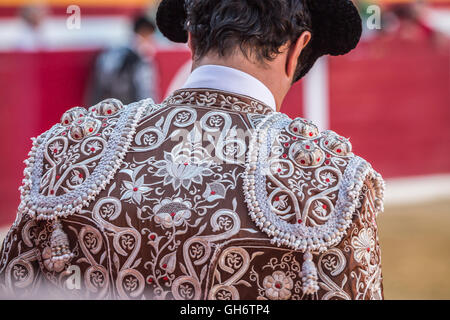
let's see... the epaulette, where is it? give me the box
[243,112,385,294]
[17,98,152,266]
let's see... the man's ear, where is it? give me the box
[286,31,311,80]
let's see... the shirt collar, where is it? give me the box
[182,65,276,111]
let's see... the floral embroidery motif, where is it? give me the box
[154,152,214,190]
[320,172,336,186]
[351,228,375,265]
[153,198,193,229]
[272,194,289,211]
[70,170,85,185]
[313,201,329,219]
[49,141,64,155]
[86,141,103,154]
[120,165,152,205]
[203,182,226,202]
[263,271,294,300]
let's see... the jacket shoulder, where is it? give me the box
[18,98,155,221]
[243,112,385,251]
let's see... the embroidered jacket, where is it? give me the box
[0,89,385,300]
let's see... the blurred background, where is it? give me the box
[0,0,448,299]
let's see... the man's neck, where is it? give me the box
[193,54,288,111]
[183,65,277,110]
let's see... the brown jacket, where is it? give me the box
[0,89,385,300]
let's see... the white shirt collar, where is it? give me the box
[182,65,276,111]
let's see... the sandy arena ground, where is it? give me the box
[379,199,450,299]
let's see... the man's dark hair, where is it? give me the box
[133,15,156,34]
[186,0,313,80]
[157,0,362,81]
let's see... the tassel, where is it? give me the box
[50,219,73,263]
[301,251,319,295]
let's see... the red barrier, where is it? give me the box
[0,37,448,225]
[328,37,450,177]
[153,49,192,101]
